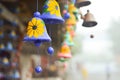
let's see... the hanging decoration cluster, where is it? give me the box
[0,5,21,79]
[57,0,97,63]
[23,0,64,73]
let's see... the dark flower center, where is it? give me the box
[32,26,37,30]
[55,6,58,10]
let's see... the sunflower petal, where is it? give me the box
[33,31,39,38]
[31,18,37,25]
[27,30,33,37]
[28,22,33,26]
[27,29,32,34]
[27,26,32,30]
[37,28,44,35]
[36,20,41,26]
[37,28,44,36]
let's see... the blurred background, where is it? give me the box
[0,0,120,80]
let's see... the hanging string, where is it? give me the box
[36,46,40,65]
[48,27,52,66]
[36,0,38,11]
[49,27,52,46]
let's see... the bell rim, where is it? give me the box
[75,1,91,8]
[58,53,72,58]
[23,37,51,42]
[82,21,97,27]
[41,17,65,24]
[41,13,65,24]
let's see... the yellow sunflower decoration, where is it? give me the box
[47,0,61,17]
[27,18,45,38]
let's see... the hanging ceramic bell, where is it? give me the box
[24,12,51,46]
[12,70,20,79]
[64,32,74,46]
[3,57,9,65]
[41,0,64,24]
[57,43,72,58]
[66,13,76,25]
[0,31,4,38]
[75,0,91,8]
[0,43,5,51]
[6,42,14,51]
[82,10,97,27]
[9,30,17,39]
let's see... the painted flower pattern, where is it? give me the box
[27,18,45,38]
[47,0,61,16]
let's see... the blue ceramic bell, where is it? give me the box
[0,43,5,51]
[6,42,14,51]
[24,12,51,46]
[41,0,64,24]
[12,70,20,79]
[3,57,9,65]
[9,30,17,39]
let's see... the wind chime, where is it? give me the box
[57,43,72,62]
[76,0,97,38]
[41,0,65,24]
[24,0,64,73]
[62,0,70,20]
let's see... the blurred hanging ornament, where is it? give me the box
[49,64,57,72]
[0,31,4,38]
[82,10,97,27]
[66,13,76,25]
[63,9,67,14]
[47,46,54,56]
[0,43,5,51]
[9,30,17,39]
[66,25,76,38]
[75,0,91,8]
[6,42,14,51]
[58,57,68,62]
[90,34,94,38]
[12,70,20,79]
[63,11,70,20]
[35,65,42,73]
[64,4,68,10]
[72,0,76,4]
[41,0,64,24]
[64,32,74,46]
[3,57,9,65]
[70,30,75,38]
[57,43,72,59]
[0,73,4,79]
[68,3,78,15]
[24,12,51,47]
